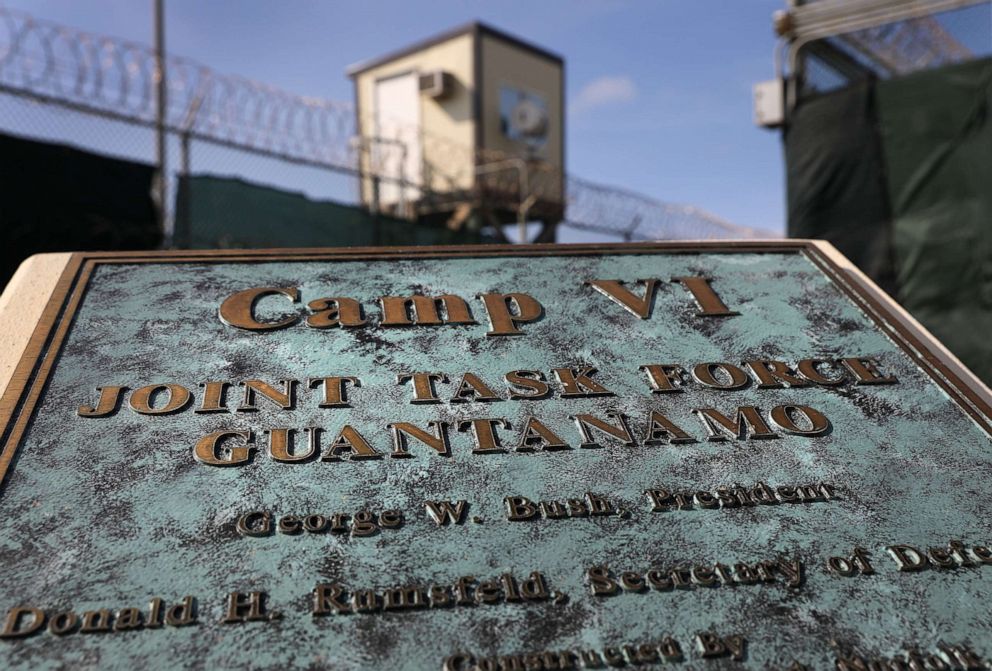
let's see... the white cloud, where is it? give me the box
[570,76,637,115]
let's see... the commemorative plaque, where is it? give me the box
[1,242,990,670]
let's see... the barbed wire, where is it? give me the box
[565,176,769,240]
[0,7,355,167]
[0,6,775,240]
[838,15,974,77]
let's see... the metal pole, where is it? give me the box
[517,164,528,244]
[154,0,167,241]
[175,131,190,248]
[180,132,190,176]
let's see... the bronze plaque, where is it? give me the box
[0,242,990,670]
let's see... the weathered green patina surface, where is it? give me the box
[0,244,990,670]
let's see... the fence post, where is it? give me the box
[153,0,168,243]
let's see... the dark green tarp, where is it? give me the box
[0,132,160,288]
[174,175,495,249]
[785,80,897,294]
[877,59,992,383]
[786,57,992,383]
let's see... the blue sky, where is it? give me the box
[4,0,787,234]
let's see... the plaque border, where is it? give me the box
[1,241,989,492]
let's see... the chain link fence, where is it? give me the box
[0,7,770,245]
[793,2,992,98]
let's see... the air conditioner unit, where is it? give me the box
[753,78,785,128]
[419,70,452,100]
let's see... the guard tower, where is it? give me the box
[348,22,564,242]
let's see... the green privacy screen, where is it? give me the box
[173,175,495,250]
[0,132,160,290]
[786,57,992,384]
